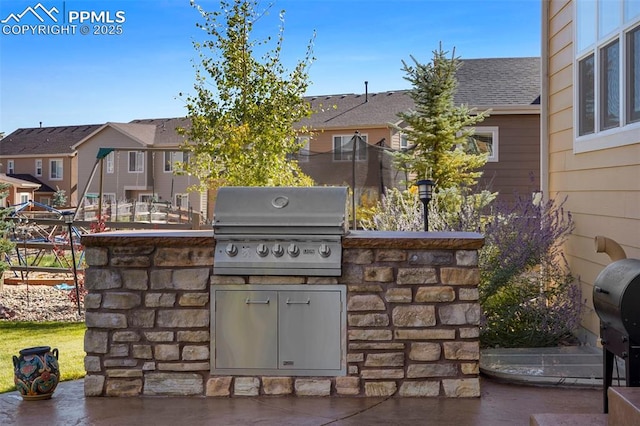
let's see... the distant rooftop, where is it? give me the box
[0,124,102,156]
[1,57,540,150]
[298,57,540,129]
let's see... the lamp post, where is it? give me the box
[62,212,81,315]
[417,179,435,231]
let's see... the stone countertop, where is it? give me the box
[81,229,215,247]
[343,231,484,250]
[82,229,484,250]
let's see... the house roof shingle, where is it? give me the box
[298,57,540,129]
[0,124,102,156]
[0,173,42,189]
[454,57,540,106]
[6,174,56,192]
[130,117,191,146]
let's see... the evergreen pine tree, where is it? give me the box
[396,45,490,191]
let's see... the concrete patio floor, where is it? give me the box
[480,345,622,388]
[1,346,612,425]
[0,376,603,426]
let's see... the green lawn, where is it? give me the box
[0,321,86,393]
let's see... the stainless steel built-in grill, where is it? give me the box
[213,186,349,276]
[211,186,349,377]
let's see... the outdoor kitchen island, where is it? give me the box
[81,227,483,398]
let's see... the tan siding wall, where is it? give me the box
[151,151,202,212]
[77,127,149,199]
[546,0,640,342]
[6,156,75,206]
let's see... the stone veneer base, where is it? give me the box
[82,230,483,398]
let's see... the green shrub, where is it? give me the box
[481,267,580,347]
[361,185,582,348]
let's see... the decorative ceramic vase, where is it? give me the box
[13,346,60,400]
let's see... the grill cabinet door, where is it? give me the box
[278,290,342,370]
[215,290,278,369]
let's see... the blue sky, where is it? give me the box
[0,0,541,134]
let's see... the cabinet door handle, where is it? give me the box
[285,298,310,305]
[245,298,270,304]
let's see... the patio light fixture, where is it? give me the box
[417,179,435,232]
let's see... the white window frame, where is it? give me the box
[333,134,368,162]
[164,151,175,172]
[103,193,116,205]
[106,152,114,174]
[138,193,157,203]
[164,151,189,172]
[35,159,42,176]
[470,127,499,162]
[574,0,640,153]
[49,159,63,180]
[7,159,14,174]
[175,193,189,210]
[295,136,310,162]
[128,151,144,173]
[39,196,51,206]
[400,133,409,150]
[18,193,30,204]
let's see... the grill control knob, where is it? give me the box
[272,243,284,257]
[225,243,238,257]
[319,243,331,258]
[287,243,300,257]
[256,243,269,257]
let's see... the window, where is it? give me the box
[106,152,114,174]
[139,193,157,203]
[629,25,640,122]
[35,159,42,176]
[600,39,620,130]
[7,160,14,174]
[400,133,409,150]
[18,193,30,204]
[333,134,367,162]
[175,193,189,210]
[103,193,116,205]
[467,127,499,162]
[50,159,63,180]
[579,54,595,135]
[289,136,310,162]
[128,151,144,173]
[164,151,189,172]
[40,197,51,206]
[575,0,640,150]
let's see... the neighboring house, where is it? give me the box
[71,118,209,220]
[295,57,541,203]
[5,174,56,206]
[0,173,41,207]
[0,124,102,206]
[542,0,640,344]
[1,57,541,220]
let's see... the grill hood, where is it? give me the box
[213,186,349,236]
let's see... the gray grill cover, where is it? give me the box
[213,186,349,235]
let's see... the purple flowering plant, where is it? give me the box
[362,185,582,348]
